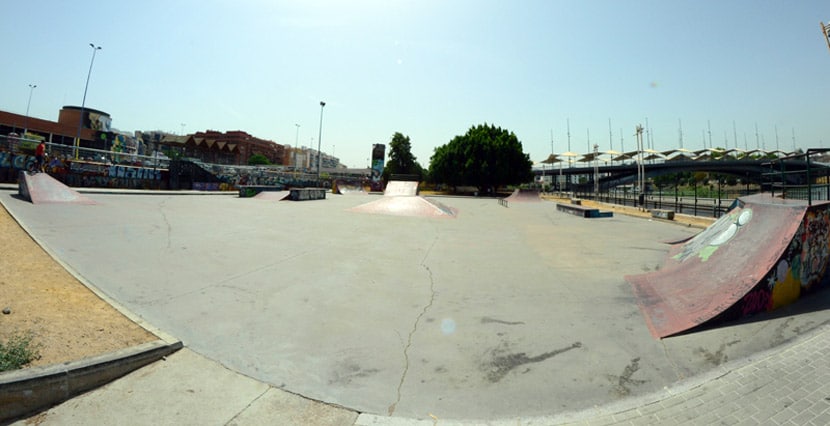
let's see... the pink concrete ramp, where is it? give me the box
[383,180,419,197]
[627,194,811,338]
[253,190,290,201]
[18,172,96,205]
[505,188,540,202]
[349,196,457,218]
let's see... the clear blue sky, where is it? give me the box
[3,1,829,168]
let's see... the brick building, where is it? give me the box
[157,130,285,166]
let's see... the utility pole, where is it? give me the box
[635,125,645,209]
[608,118,613,152]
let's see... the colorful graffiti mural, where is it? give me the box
[739,204,830,316]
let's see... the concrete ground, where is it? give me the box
[3,190,830,424]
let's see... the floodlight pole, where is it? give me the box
[24,84,36,136]
[636,125,645,209]
[75,43,102,159]
[822,21,830,53]
[316,101,325,182]
[593,144,599,196]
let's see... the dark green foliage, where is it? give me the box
[248,153,271,165]
[0,332,41,372]
[429,123,533,192]
[382,132,424,181]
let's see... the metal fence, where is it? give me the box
[2,134,170,169]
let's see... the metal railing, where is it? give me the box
[763,149,830,205]
[2,135,170,169]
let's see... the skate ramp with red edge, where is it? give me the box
[18,172,97,205]
[505,188,540,202]
[627,194,808,338]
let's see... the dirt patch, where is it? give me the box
[0,202,155,369]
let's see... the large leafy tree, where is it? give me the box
[429,123,533,192]
[383,132,424,181]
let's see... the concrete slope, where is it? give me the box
[18,172,97,205]
[252,190,290,201]
[505,188,540,202]
[348,195,456,218]
[383,180,418,197]
[628,194,816,338]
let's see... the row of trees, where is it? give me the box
[383,123,533,192]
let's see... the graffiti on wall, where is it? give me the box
[737,204,830,316]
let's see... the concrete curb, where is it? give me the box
[0,188,185,423]
[0,339,182,423]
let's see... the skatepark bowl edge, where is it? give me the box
[1,183,829,424]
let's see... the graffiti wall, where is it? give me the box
[0,151,169,189]
[726,202,830,319]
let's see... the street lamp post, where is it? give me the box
[316,101,325,182]
[23,84,36,137]
[593,144,599,196]
[294,123,300,172]
[75,43,102,159]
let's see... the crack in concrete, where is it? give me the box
[137,248,319,305]
[157,198,172,250]
[388,237,438,416]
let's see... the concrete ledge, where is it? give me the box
[556,203,613,218]
[570,198,582,205]
[288,188,326,201]
[238,185,284,198]
[0,339,182,423]
[651,209,675,220]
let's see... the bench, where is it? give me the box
[651,209,675,220]
[556,203,613,218]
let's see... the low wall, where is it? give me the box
[288,188,326,201]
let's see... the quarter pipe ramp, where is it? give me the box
[628,193,830,338]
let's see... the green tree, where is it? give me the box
[383,132,424,181]
[429,123,533,192]
[248,153,271,165]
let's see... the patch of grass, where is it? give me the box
[0,332,42,372]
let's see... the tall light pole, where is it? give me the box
[316,101,325,182]
[24,83,36,137]
[75,43,102,159]
[821,21,830,53]
[294,123,300,170]
[635,124,645,209]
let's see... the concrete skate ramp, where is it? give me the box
[505,188,540,202]
[253,190,290,201]
[348,196,456,218]
[383,180,418,197]
[333,181,367,195]
[18,172,96,205]
[627,194,809,338]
